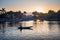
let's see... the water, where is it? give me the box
[0,20,60,40]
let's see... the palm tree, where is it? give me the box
[2,8,6,14]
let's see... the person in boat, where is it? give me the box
[18,23,33,31]
[19,23,22,31]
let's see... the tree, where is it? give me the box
[32,11,39,21]
[56,10,60,20]
[57,10,60,15]
[24,11,27,14]
[48,10,56,18]
[0,8,6,14]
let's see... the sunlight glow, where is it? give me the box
[35,8,44,12]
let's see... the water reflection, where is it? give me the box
[48,21,60,36]
[0,20,60,40]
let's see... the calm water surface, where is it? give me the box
[0,20,60,40]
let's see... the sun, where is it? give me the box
[35,8,44,12]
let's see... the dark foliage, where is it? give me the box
[32,10,60,21]
[0,8,60,23]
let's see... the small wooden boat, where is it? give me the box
[18,26,32,29]
[18,26,33,31]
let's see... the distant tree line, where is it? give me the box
[0,8,27,23]
[32,10,60,21]
[0,8,60,23]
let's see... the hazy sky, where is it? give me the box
[0,0,60,12]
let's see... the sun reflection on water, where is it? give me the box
[0,21,60,40]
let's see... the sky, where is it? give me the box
[0,0,60,13]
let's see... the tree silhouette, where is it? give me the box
[0,8,60,22]
[56,10,60,20]
[48,10,56,19]
[57,10,60,15]
[24,11,27,14]
[1,8,6,14]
